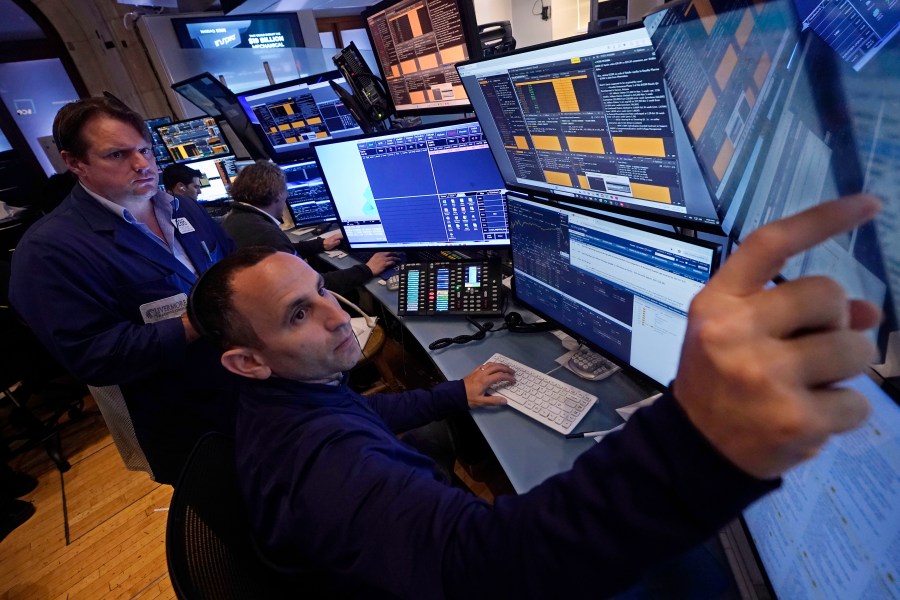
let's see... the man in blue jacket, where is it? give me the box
[10,97,235,484]
[187,195,881,597]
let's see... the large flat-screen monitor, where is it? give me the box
[508,193,720,387]
[646,0,898,350]
[155,117,232,163]
[278,159,337,228]
[313,119,509,250]
[457,23,721,231]
[363,0,481,115]
[235,71,364,161]
[171,72,267,160]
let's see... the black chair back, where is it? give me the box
[166,432,298,599]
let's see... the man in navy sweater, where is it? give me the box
[188,195,881,598]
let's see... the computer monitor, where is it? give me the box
[182,154,237,204]
[171,12,305,49]
[507,193,720,387]
[363,0,481,115]
[456,24,721,231]
[278,159,337,228]
[171,72,269,161]
[313,118,509,250]
[235,71,364,161]
[145,116,173,170]
[645,0,897,363]
[154,117,232,163]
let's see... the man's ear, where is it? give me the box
[61,150,85,177]
[221,348,272,380]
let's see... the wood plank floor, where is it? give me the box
[1,396,175,600]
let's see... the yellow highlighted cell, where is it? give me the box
[754,51,771,89]
[577,174,589,189]
[688,87,716,139]
[400,59,418,75]
[409,90,426,104]
[687,0,718,35]
[612,136,665,157]
[440,45,467,64]
[566,136,605,154]
[735,9,755,49]
[418,53,438,70]
[715,44,738,90]
[306,117,322,125]
[514,135,529,150]
[630,183,672,204]
[532,135,562,151]
[278,124,291,131]
[544,171,573,186]
[712,137,735,180]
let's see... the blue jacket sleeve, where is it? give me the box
[365,380,468,432]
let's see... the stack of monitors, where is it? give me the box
[457,24,719,230]
[363,0,481,114]
[278,159,337,228]
[154,117,232,163]
[313,119,509,250]
[236,71,364,161]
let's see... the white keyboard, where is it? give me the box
[485,353,597,435]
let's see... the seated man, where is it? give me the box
[188,195,881,597]
[161,163,202,202]
[222,160,396,296]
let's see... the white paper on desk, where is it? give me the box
[351,317,375,348]
[615,393,662,420]
[325,250,347,258]
[592,423,625,443]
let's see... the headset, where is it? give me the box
[428,312,555,350]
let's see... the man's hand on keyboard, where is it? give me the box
[463,362,515,408]
[673,194,882,480]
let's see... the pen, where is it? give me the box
[565,423,625,439]
[200,240,213,262]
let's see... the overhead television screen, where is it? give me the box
[172,13,304,49]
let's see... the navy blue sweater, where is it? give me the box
[235,376,777,599]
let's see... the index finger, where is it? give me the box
[708,194,881,297]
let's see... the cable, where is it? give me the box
[428,316,506,351]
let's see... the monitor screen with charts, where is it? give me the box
[145,116,173,170]
[155,117,232,163]
[236,71,363,160]
[279,159,337,228]
[183,155,237,203]
[457,24,720,230]
[507,193,720,387]
[314,119,509,250]
[363,0,480,114]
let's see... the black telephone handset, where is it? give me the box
[397,261,503,316]
[332,42,393,130]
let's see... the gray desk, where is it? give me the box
[320,251,658,493]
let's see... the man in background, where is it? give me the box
[162,163,202,202]
[10,97,235,484]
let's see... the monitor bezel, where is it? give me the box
[362,0,483,117]
[274,157,338,229]
[507,191,722,389]
[153,116,232,164]
[234,70,363,162]
[455,21,725,235]
[311,116,511,251]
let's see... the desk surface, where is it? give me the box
[320,251,658,493]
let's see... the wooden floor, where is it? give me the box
[1,396,175,600]
[0,387,506,600]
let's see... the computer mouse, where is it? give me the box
[386,274,400,291]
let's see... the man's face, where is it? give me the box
[181,177,202,201]
[229,252,360,382]
[63,116,158,204]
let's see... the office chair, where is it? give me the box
[0,259,86,472]
[478,21,517,56]
[166,432,307,600]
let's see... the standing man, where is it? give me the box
[161,163,202,202]
[10,97,235,484]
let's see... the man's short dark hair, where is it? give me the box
[188,246,279,349]
[229,160,285,208]
[162,163,203,193]
[52,97,151,161]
